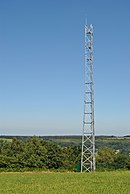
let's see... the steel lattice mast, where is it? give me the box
[81,22,95,172]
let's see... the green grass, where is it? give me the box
[0,171,130,194]
[0,138,12,142]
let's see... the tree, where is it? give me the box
[96,147,117,169]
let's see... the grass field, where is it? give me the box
[0,171,130,194]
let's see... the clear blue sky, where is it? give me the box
[0,0,130,136]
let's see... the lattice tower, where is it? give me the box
[81,23,96,172]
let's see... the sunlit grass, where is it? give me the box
[0,171,130,194]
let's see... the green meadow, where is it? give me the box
[0,171,129,194]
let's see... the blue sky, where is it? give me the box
[0,0,130,136]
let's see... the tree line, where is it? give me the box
[0,136,130,171]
